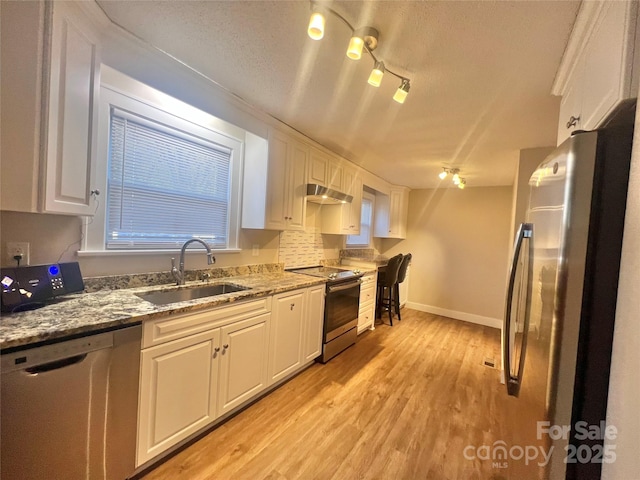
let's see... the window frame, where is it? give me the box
[82,66,246,254]
[346,191,375,248]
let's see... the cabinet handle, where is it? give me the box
[223,344,229,349]
[290,303,295,310]
[214,347,220,352]
[566,115,580,129]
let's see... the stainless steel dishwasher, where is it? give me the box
[1,324,142,480]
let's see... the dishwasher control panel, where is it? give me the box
[1,262,85,312]
[1,331,114,373]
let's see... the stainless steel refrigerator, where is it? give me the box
[502,102,635,480]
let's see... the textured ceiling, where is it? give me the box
[96,0,580,189]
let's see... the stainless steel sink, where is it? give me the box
[136,283,250,305]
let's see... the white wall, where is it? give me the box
[602,102,640,479]
[380,186,513,327]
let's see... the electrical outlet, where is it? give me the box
[6,242,30,266]
[252,244,260,257]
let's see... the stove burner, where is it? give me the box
[288,266,363,284]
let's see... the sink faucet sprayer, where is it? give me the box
[171,239,215,285]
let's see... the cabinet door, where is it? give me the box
[303,285,325,361]
[44,2,100,215]
[265,132,290,230]
[287,140,308,231]
[137,330,219,466]
[269,290,305,383]
[218,313,270,415]
[348,175,363,234]
[308,148,328,186]
[375,189,408,239]
[328,159,343,191]
[581,1,634,130]
[388,190,403,237]
[557,59,584,145]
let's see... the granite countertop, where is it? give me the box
[341,257,389,268]
[0,272,326,351]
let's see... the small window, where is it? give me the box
[347,193,374,247]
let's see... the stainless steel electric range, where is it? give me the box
[289,266,363,362]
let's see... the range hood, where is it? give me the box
[305,184,353,204]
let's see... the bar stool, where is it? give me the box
[394,253,412,320]
[376,254,403,326]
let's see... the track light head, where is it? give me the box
[438,168,449,180]
[368,61,385,87]
[347,26,379,60]
[307,6,326,40]
[393,79,410,104]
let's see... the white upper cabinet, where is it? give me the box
[243,128,307,231]
[320,166,362,235]
[307,146,345,193]
[43,2,101,215]
[0,2,100,215]
[554,1,639,144]
[374,187,409,239]
[308,147,329,186]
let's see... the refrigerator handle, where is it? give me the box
[502,222,534,397]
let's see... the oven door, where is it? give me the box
[324,279,361,341]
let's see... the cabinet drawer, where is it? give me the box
[358,299,375,333]
[360,284,375,304]
[142,297,271,348]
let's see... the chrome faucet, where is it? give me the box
[171,239,215,285]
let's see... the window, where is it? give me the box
[347,192,374,247]
[85,66,245,252]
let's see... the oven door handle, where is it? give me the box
[327,280,362,293]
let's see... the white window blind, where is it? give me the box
[106,108,232,249]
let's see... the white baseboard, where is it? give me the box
[405,302,502,329]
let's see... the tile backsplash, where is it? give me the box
[278,228,339,268]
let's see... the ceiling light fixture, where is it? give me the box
[307,1,412,103]
[438,167,467,189]
[307,6,326,40]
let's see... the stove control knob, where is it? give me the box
[328,273,337,280]
[353,269,361,274]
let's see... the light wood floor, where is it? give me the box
[141,309,509,480]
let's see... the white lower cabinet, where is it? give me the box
[137,329,220,466]
[137,286,324,467]
[303,285,325,362]
[218,313,270,415]
[268,285,325,384]
[137,299,270,467]
[357,272,377,333]
[269,290,305,384]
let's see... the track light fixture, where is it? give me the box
[307,1,412,103]
[438,168,467,189]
